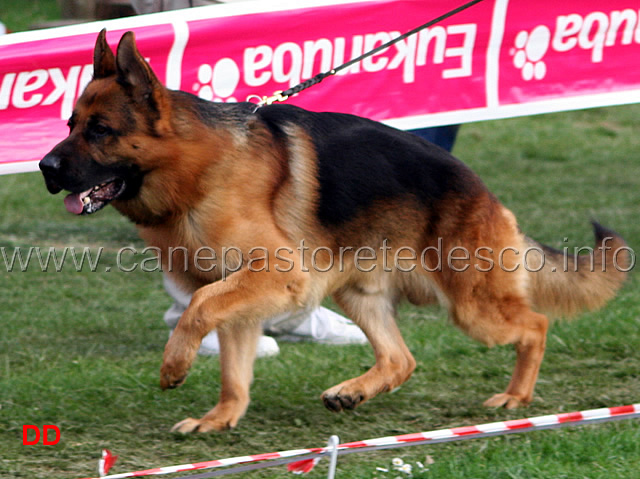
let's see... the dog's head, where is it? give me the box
[39,29,174,219]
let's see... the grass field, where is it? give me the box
[2,3,640,479]
[0,0,60,32]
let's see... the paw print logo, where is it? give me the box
[193,58,240,102]
[511,26,551,81]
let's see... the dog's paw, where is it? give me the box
[321,387,365,412]
[160,339,197,390]
[322,393,363,412]
[170,417,232,434]
[160,368,188,390]
[160,357,190,390]
[170,399,248,433]
[170,412,238,433]
[483,393,528,409]
[170,417,201,434]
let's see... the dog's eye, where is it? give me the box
[91,123,111,138]
[84,118,115,142]
[94,124,109,135]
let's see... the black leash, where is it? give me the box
[256,0,485,107]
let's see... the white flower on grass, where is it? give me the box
[375,457,427,477]
[399,464,412,474]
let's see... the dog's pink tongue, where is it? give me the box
[64,193,84,215]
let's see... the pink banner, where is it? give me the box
[1,0,640,174]
[499,0,640,104]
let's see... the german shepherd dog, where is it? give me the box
[40,30,628,433]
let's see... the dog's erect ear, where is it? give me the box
[93,29,116,79]
[115,31,162,99]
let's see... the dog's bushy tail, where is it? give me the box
[526,222,631,317]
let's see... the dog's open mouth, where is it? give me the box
[64,179,126,215]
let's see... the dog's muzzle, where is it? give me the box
[39,153,63,194]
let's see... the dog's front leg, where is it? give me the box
[168,321,263,433]
[160,268,306,432]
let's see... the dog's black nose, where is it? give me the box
[39,153,62,174]
[39,153,64,194]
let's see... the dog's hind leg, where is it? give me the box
[170,320,262,433]
[451,296,549,409]
[481,308,549,409]
[322,286,416,412]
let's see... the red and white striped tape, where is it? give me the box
[80,403,640,479]
[99,449,118,477]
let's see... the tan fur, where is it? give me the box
[526,234,629,317]
[41,30,629,433]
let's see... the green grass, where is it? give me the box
[2,106,639,479]
[2,3,640,478]
[0,0,60,32]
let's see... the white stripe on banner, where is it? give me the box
[166,21,190,90]
[485,0,509,108]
